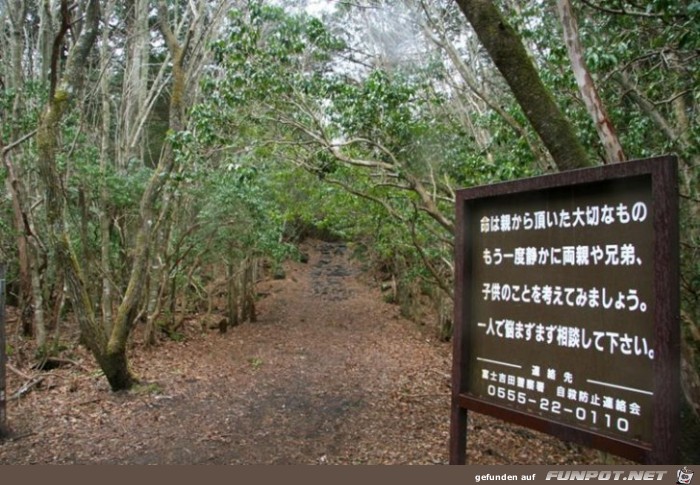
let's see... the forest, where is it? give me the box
[0,0,698,464]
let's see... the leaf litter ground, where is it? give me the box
[0,241,619,464]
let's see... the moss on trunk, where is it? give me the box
[99,350,136,391]
[455,0,593,171]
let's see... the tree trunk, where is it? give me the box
[6,156,50,349]
[227,259,239,328]
[144,225,172,346]
[78,187,93,288]
[100,0,190,386]
[7,0,27,122]
[454,0,594,171]
[418,5,552,170]
[99,0,114,335]
[556,0,626,163]
[29,248,47,351]
[170,264,179,331]
[2,0,33,338]
[2,154,34,337]
[35,0,127,387]
[99,348,135,391]
[48,265,65,333]
[143,269,160,346]
[242,258,257,323]
[119,0,150,169]
[38,0,54,82]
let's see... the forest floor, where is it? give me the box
[0,240,616,464]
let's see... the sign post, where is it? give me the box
[450,156,679,464]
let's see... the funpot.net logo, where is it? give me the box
[545,470,668,481]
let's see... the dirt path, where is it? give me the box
[0,241,602,464]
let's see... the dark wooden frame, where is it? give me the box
[450,156,679,464]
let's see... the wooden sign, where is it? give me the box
[450,157,679,464]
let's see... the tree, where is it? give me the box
[35,0,103,373]
[28,0,233,390]
[454,0,594,171]
[1,0,42,341]
[555,0,626,163]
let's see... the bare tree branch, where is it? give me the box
[580,0,673,18]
